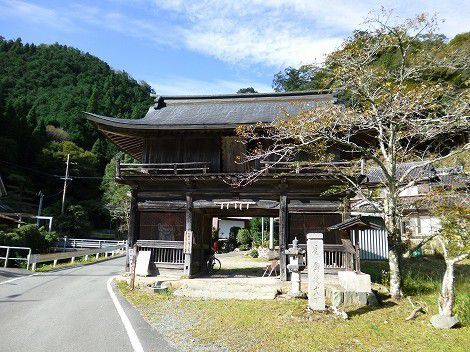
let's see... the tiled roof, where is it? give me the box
[327,216,382,231]
[86,91,335,130]
[365,162,436,184]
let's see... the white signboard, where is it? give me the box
[135,251,151,277]
[184,230,193,254]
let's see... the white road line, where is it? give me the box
[107,277,145,352]
[0,273,36,285]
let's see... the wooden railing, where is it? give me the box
[117,161,210,177]
[136,240,184,268]
[287,243,357,272]
[324,244,355,271]
[115,160,363,177]
[261,161,360,174]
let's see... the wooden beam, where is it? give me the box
[184,192,193,277]
[279,193,288,281]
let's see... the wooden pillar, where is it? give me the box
[342,197,351,221]
[279,193,288,281]
[355,229,361,273]
[184,192,193,277]
[126,189,138,271]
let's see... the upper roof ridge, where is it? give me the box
[150,90,334,109]
[150,90,330,100]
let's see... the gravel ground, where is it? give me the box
[119,283,229,352]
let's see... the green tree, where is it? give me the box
[272,65,328,92]
[433,194,469,324]
[237,87,258,94]
[242,10,469,298]
[101,156,131,235]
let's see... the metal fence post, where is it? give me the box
[26,249,31,270]
[4,247,9,268]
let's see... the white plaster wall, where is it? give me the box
[218,219,246,239]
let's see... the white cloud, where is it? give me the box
[148,0,470,67]
[150,76,272,95]
[0,0,73,30]
[2,0,468,70]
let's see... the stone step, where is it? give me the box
[172,277,282,300]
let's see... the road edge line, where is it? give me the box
[107,277,145,352]
[0,273,36,285]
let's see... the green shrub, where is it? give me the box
[237,229,252,247]
[0,224,58,253]
[239,244,250,251]
[250,248,259,258]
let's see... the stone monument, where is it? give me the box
[307,233,325,310]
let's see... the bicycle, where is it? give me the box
[207,254,221,273]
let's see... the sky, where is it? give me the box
[0,0,468,95]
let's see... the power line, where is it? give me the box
[0,160,62,179]
[0,159,114,180]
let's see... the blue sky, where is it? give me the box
[0,0,468,95]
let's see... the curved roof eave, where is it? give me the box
[85,112,246,131]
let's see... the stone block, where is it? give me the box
[338,271,372,292]
[330,289,344,307]
[430,314,459,329]
[367,292,379,306]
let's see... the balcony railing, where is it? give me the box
[116,160,362,178]
[117,161,210,177]
[260,161,360,174]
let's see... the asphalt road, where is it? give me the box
[0,257,175,352]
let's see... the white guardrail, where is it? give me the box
[29,244,126,271]
[56,237,126,249]
[0,245,32,269]
[1,242,126,271]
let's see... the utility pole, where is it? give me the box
[61,154,73,215]
[36,191,44,226]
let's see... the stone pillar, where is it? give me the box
[307,232,325,310]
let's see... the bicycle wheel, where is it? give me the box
[211,257,221,272]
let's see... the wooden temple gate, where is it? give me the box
[86,91,368,280]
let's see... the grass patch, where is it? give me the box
[362,257,470,324]
[118,257,469,352]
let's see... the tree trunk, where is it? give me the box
[388,245,403,299]
[438,261,455,317]
[384,187,403,299]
